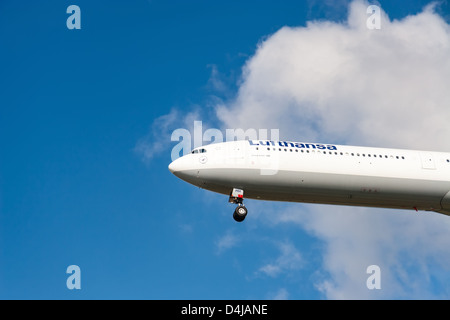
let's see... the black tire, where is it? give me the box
[233,206,248,222]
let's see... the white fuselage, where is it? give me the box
[168,140,450,216]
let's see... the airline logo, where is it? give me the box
[249,140,338,151]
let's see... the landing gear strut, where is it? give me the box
[229,188,248,222]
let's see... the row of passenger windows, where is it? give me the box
[255,147,406,160]
[192,146,450,163]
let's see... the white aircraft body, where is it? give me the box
[168,140,450,222]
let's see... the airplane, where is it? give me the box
[168,139,450,222]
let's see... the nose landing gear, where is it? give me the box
[229,188,248,222]
[233,204,248,222]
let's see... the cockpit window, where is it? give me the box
[191,148,207,154]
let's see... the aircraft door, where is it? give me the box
[420,153,436,170]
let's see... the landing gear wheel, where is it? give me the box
[233,205,248,222]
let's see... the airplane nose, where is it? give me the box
[169,156,192,174]
[168,153,211,190]
[168,158,180,173]
[168,156,200,184]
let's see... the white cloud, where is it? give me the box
[215,231,239,254]
[216,0,450,151]
[269,288,289,300]
[206,64,229,95]
[135,109,179,162]
[214,0,450,299]
[256,241,302,278]
[135,108,200,163]
[269,204,450,299]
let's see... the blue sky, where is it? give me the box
[1,0,450,299]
